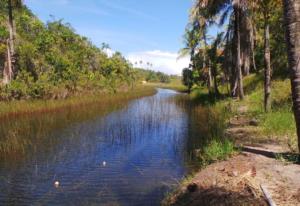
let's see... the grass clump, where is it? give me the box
[200,139,235,164]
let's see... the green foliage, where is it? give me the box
[134,68,171,83]
[182,68,194,91]
[0,5,137,100]
[201,139,234,163]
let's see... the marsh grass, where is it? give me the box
[0,86,156,157]
[173,94,235,168]
[0,86,156,119]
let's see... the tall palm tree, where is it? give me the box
[208,32,224,96]
[3,0,22,84]
[252,0,282,111]
[196,0,248,99]
[282,0,300,152]
[233,0,244,99]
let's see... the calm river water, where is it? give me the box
[0,89,200,205]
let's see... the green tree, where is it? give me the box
[182,68,193,92]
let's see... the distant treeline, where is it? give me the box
[134,68,173,84]
[0,2,143,100]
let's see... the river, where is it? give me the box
[0,89,201,205]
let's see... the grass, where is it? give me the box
[145,78,188,92]
[190,73,297,151]
[0,85,156,119]
[200,139,235,164]
[0,86,157,157]
[162,73,298,205]
[176,93,236,167]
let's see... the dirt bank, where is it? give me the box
[163,107,300,206]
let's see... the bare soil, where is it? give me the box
[163,107,300,206]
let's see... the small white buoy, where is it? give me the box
[54,181,60,187]
[102,161,107,167]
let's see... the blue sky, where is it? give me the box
[24,0,194,74]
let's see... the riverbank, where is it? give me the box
[0,86,156,157]
[163,74,300,206]
[0,86,156,119]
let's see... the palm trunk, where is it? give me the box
[283,0,300,152]
[8,0,15,55]
[234,2,244,100]
[203,34,213,93]
[207,58,213,93]
[3,0,15,84]
[264,14,272,112]
[213,65,219,96]
[3,40,12,84]
[251,22,257,72]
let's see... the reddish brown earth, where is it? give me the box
[163,109,300,206]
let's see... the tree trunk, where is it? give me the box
[203,34,213,93]
[264,14,272,112]
[3,40,12,84]
[234,2,244,100]
[251,22,257,72]
[283,0,300,152]
[3,0,16,84]
[207,59,213,93]
[213,65,219,96]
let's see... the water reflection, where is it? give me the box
[0,89,196,206]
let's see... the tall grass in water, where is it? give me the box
[0,86,156,119]
[0,86,156,158]
[173,95,235,168]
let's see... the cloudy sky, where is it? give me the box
[24,0,193,75]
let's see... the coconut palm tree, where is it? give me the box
[282,0,300,152]
[251,0,281,111]
[194,0,249,99]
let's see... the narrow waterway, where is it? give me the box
[0,89,200,205]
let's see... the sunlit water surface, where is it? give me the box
[0,89,198,205]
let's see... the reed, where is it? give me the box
[0,86,156,158]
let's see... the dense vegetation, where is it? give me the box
[181,0,300,152]
[0,2,172,100]
[134,68,172,83]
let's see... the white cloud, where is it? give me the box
[126,50,190,75]
[103,48,115,57]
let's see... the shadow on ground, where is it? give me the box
[165,186,267,206]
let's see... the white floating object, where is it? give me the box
[54,181,60,187]
[102,161,107,167]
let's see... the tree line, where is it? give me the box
[0,1,142,100]
[181,0,300,152]
[135,68,171,83]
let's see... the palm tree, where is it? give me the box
[3,0,22,84]
[233,0,244,99]
[181,1,214,93]
[252,0,281,111]
[194,0,249,99]
[208,33,224,96]
[282,0,300,152]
